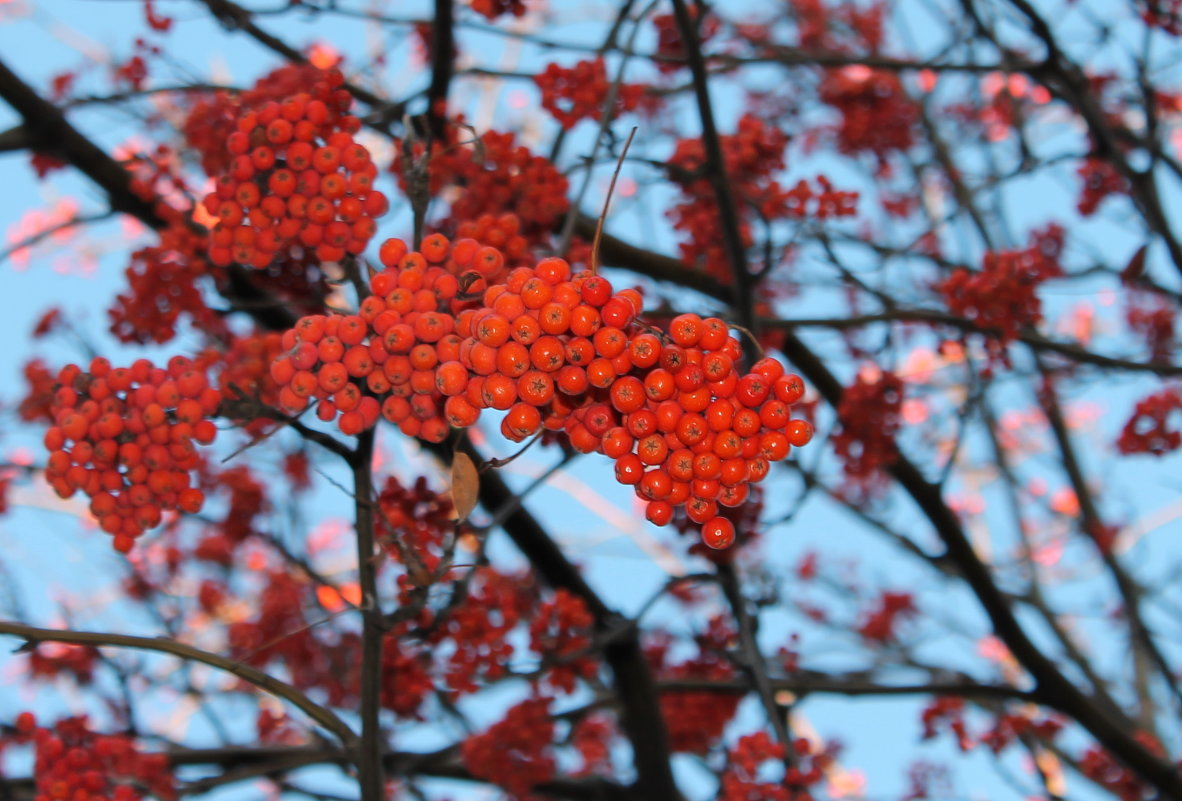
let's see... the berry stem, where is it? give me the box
[589,126,637,277]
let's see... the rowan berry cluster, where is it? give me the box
[818,66,919,160]
[719,731,838,801]
[646,620,742,753]
[184,63,338,175]
[651,9,720,74]
[1117,387,1182,455]
[453,212,532,267]
[1079,734,1164,801]
[269,235,507,440]
[227,569,359,708]
[377,474,464,574]
[470,0,526,21]
[937,227,1063,356]
[109,222,223,345]
[6,714,174,801]
[529,588,596,693]
[216,332,288,435]
[668,115,856,283]
[978,711,1063,754]
[272,235,814,549]
[436,568,531,695]
[27,643,100,685]
[920,696,972,750]
[534,57,645,129]
[671,483,764,556]
[570,714,615,776]
[1077,157,1128,216]
[256,709,304,746]
[19,359,57,424]
[43,357,218,552]
[856,589,916,642]
[380,636,434,718]
[460,697,556,798]
[832,369,903,490]
[395,127,569,249]
[202,69,387,268]
[1124,290,1176,363]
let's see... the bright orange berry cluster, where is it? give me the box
[453,212,531,267]
[270,234,509,439]
[43,356,218,552]
[534,57,645,130]
[202,70,388,269]
[272,235,813,549]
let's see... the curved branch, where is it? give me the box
[0,621,357,747]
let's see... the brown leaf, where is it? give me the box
[450,451,479,522]
[1120,243,1148,284]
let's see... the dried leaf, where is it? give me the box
[1121,243,1148,284]
[450,451,479,522]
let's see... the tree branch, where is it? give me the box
[351,428,384,801]
[0,621,356,747]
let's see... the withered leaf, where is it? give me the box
[450,451,479,522]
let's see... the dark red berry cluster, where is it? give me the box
[534,57,645,129]
[1077,157,1128,216]
[183,63,339,175]
[937,225,1064,356]
[668,115,856,283]
[529,588,596,692]
[720,730,838,801]
[647,616,742,753]
[1117,387,1182,455]
[110,222,224,345]
[652,9,720,74]
[5,713,175,801]
[832,369,904,490]
[818,65,919,159]
[394,127,569,252]
[460,697,556,798]
[470,0,526,21]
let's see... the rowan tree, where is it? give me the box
[1,1,1181,800]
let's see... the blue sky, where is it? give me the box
[1,1,1180,800]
